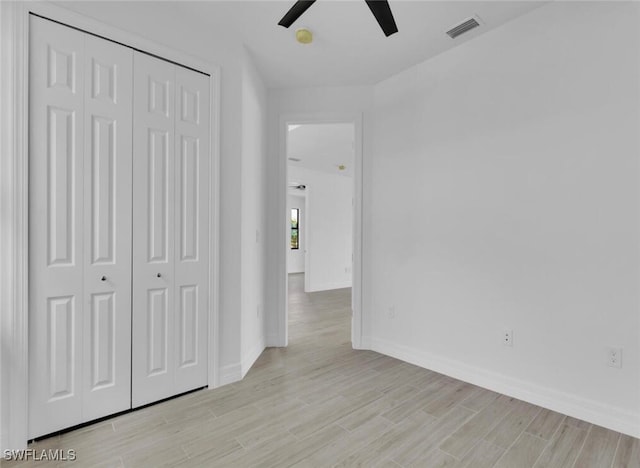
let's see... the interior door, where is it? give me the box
[81,33,133,421]
[132,52,177,407]
[174,66,210,394]
[132,52,210,406]
[29,16,133,438]
[30,15,210,431]
[29,15,86,438]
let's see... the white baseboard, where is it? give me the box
[356,335,372,350]
[371,337,640,438]
[307,279,352,292]
[265,333,285,348]
[218,362,242,387]
[241,339,265,378]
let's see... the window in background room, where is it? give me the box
[291,208,299,249]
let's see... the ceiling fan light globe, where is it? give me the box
[295,28,313,44]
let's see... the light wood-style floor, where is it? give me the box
[5,273,639,467]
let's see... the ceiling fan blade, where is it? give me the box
[278,1,317,28]
[364,0,398,37]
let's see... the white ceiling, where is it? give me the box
[287,123,355,177]
[59,1,544,88]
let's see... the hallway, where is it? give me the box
[287,273,352,353]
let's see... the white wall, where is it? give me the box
[240,47,268,377]
[370,1,640,436]
[287,193,306,273]
[289,167,353,291]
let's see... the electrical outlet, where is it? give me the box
[388,306,396,319]
[503,329,513,347]
[607,347,622,368]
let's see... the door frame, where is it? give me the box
[277,113,364,348]
[0,2,221,450]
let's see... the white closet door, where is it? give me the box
[132,53,210,406]
[81,33,133,421]
[29,17,133,437]
[132,52,177,407]
[174,67,209,393]
[29,15,86,438]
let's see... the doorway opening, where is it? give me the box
[285,122,357,347]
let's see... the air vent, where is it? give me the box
[446,17,481,39]
[288,157,301,162]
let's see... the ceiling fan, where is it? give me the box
[278,0,399,37]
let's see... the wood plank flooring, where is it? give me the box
[4,273,638,467]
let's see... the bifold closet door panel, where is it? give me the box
[132,53,210,406]
[81,33,133,421]
[29,15,211,434]
[29,16,86,438]
[174,66,210,393]
[132,52,177,407]
[29,16,133,438]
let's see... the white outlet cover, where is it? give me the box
[607,347,622,368]
[503,329,513,347]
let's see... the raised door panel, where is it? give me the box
[82,34,133,420]
[132,51,176,407]
[47,296,77,400]
[89,293,116,388]
[174,67,210,393]
[47,106,76,267]
[148,129,170,263]
[147,288,169,375]
[29,16,85,438]
[178,285,198,367]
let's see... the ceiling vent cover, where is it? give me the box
[446,17,481,39]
